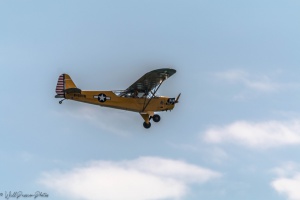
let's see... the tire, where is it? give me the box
[143,122,151,129]
[153,114,161,123]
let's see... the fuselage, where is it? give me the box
[65,90,175,113]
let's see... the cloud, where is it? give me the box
[215,70,280,92]
[203,120,300,149]
[39,157,220,200]
[271,163,300,200]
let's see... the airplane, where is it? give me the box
[55,68,180,129]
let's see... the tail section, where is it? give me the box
[55,74,81,98]
[64,74,77,89]
[55,74,65,98]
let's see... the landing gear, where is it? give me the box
[143,122,151,129]
[59,99,65,104]
[152,114,160,123]
[140,113,160,129]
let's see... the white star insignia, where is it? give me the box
[99,94,106,101]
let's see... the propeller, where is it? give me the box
[175,93,181,103]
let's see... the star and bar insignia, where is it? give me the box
[93,93,111,102]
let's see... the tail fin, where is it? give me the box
[55,74,81,98]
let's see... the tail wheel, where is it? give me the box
[143,122,151,129]
[59,99,65,104]
[153,114,161,123]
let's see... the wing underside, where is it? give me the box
[120,68,176,97]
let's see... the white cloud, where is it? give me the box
[39,157,220,200]
[203,120,300,149]
[271,163,300,200]
[215,70,280,92]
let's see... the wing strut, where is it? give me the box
[142,78,165,112]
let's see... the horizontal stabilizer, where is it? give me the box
[65,88,81,94]
[55,94,64,98]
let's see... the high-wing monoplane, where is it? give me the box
[55,68,180,128]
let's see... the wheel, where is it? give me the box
[153,114,160,123]
[59,101,62,104]
[143,122,151,129]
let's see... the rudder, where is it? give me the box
[55,74,80,98]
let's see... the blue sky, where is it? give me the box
[1,0,300,199]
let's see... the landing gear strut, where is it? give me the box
[140,113,161,129]
[143,122,151,129]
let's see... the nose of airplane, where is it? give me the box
[169,93,180,110]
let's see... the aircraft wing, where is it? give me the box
[123,68,176,96]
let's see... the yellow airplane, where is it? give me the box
[55,68,180,128]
